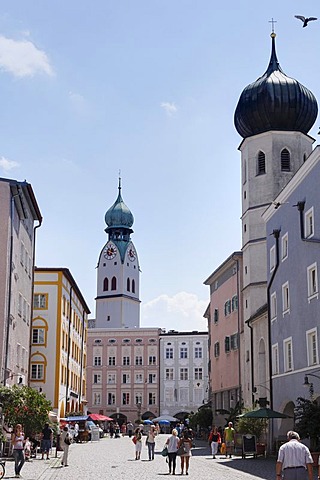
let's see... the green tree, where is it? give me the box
[236,411,266,442]
[295,397,320,451]
[189,406,212,430]
[0,385,52,437]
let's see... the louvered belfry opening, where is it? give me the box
[281,148,291,171]
[257,151,266,175]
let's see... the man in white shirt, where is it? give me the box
[276,431,313,480]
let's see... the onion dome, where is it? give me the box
[234,33,318,139]
[105,179,134,229]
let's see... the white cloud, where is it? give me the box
[141,291,207,332]
[0,156,19,171]
[0,35,53,77]
[161,102,178,116]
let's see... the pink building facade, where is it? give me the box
[204,252,243,426]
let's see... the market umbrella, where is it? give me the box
[241,408,291,419]
[143,419,154,425]
[89,413,113,421]
[158,419,170,425]
[153,415,179,422]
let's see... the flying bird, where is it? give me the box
[295,15,317,27]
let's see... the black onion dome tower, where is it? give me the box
[234,33,318,139]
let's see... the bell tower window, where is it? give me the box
[103,278,109,291]
[111,276,117,290]
[127,278,130,292]
[281,148,291,171]
[132,279,135,294]
[257,151,266,175]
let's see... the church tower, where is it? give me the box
[95,179,140,328]
[234,32,318,405]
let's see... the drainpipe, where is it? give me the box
[267,229,281,411]
[234,256,242,411]
[65,287,73,413]
[79,308,85,412]
[245,318,255,407]
[297,201,320,244]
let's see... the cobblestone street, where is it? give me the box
[4,436,318,480]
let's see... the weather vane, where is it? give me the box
[269,18,277,34]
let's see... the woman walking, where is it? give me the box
[166,428,179,475]
[61,426,71,467]
[178,430,193,475]
[134,427,142,460]
[146,425,157,460]
[11,424,25,478]
[208,426,221,459]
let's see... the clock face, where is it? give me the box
[127,245,136,262]
[104,243,117,260]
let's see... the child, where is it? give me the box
[24,437,31,461]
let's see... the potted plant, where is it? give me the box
[295,397,320,465]
[236,411,267,456]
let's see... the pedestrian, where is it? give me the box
[24,437,31,461]
[74,422,79,442]
[224,421,235,458]
[178,429,193,475]
[146,425,157,460]
[11,423,25,478]
[166,428,179,475]
[208,426,221,459]
[134,427,142,460]
[41,422,53,460]
[121,423,127,436]
[276,430,313,480]
[60,426,71,467]
[127,422,134,438]
[109,422,114,438]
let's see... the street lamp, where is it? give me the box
[303,373,320,398]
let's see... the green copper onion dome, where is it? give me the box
[234,33,318,139]
[105,179,134,230]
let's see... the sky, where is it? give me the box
[0,1,319,332]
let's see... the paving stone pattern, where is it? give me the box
[4,436,318,480]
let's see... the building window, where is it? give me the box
[111,276,117,290]
[33,294,48,310]
[93,374,102,384]
[132,279,135,293]
[272,344,279,375]
[306,329,318,366]
[270,245,276,272]
[194,368,203,380]
[32,328,45,345]
[148,373,156,384]
[214,342,220,357]
[305,207,314,238]
[107,373,116,384]
[103,278,108,291]
[94,356,102,366]
[122,392,130,405]
[270,292,277,321]
[281,148,291,172]
[123,356,130,366]
[281,233,288,261]
[135,373,143,383]
[135,356,143,366]
[108,356,116,366]
[224,300,231,316]
[148,392,156,405]
[31,364,44,380]
[165,368,174,380]
[231,295,238,311]
[284,338,293,372]
[122,373,130,384]
[257,151,266,175]
[180,368,188,380]
[213,308,219,323]
[180,347,188,359]
[282,282,290,314]
[194,347,202,359]
[225,336,230,353]
[108,392,115,405]
[127,278,130,292]
[166,348,173,359]
[307,263,318,299]
[149,356,156,365]
[230,333,239,350]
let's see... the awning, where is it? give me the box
[89,413,112,421]
[65,415,88,422]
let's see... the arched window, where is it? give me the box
[132,279,135,293]
[257,151,266,175]
[303,153,307,163]
[127,278,130,292]
[103,278,109,291]
[111,276,117,291]
[281,148,290,171]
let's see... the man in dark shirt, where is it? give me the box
[41,422,53,460]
